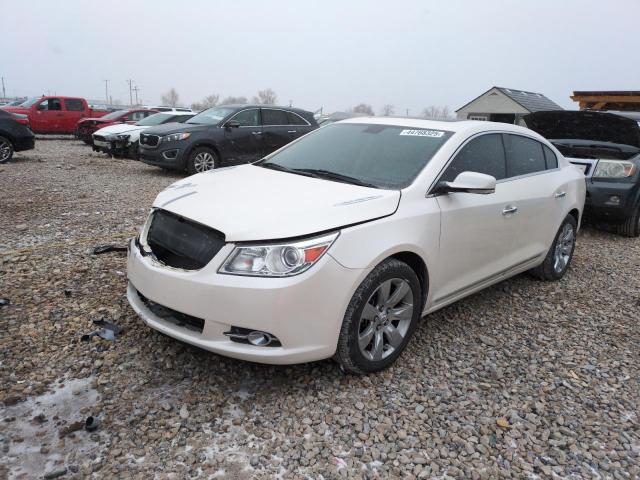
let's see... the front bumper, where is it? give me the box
[139,144,184,169]
[13,133,35,152]
[585,180,639,223]
[126,238,363,364]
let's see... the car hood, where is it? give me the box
[152,165,400,242]
[94,123,146,136]
[523,111,640,149]
[143,122,210,136]
[1,106,29,115]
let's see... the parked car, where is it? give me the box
[524,110,640,237]
[92,112,195,158]
[1,99,27,107]
[142,105,194,113]
[1,96,109,134]
[127,118,585,373]
[75,108,158,145]
[0,110,35,163]
[138,104,318,174]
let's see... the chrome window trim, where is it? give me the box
[427,130,559,196]
[226,108,261,128]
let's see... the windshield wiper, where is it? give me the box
[259,162,297,173]
[293,169,378,188]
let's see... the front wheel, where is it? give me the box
[530,214,577,281]
[187,147,218,174]
[617,203,640,237]
[335,258,422,374]
[0,136,14,164]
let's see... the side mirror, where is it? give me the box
[224,120,240,129]
[434,171,496,195]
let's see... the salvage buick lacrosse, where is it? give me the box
[127,118,585,373]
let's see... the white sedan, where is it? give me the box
[127,118,585,374]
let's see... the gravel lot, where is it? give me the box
[1,139,639,479]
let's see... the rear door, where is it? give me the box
[261,108,293,154]
[286,111,315,140]
[62,98,86,133]
[32,98,63,133]
[500,133,565,262]
[221,108,263,164]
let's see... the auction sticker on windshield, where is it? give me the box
[399,129,445,138]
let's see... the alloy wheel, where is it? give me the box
[193,152,216,172]
[358,278,414,361]
[0,139,11,162]
[553,223,575,274]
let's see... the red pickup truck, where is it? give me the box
[1,96,108,134]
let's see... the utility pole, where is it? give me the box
[103,79,109,104]
[132,85,140,106]
[126,79,134,106]
[1,77,5,100]
[406,108,409,117]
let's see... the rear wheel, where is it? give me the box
[0,136,14,163]
[616,203,640,237]
[335,258,422,374]
[187,147,218,174]
[530,214,577,281]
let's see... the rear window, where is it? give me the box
[543,145,558,169]
[262,109,289,126]
[65,98,84,111]
[287,112,308,125]
[504,134,546,177]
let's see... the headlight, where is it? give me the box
[115,133,130,141]
[161,132,191,143]
[219,232,339,277]
[593,160,636,178]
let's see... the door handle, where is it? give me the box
[287,130,297,134]
[554,191,567,198]
[502,205,518,215]
[251,131,262,135]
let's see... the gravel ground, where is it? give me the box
[1,139,639,479]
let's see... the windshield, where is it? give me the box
[187,106,236,125]
[136,113,175,126]
[20,97,44,108]
[100,110,128,120]
[260,123,453,189]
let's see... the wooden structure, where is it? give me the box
[571,91,640,111]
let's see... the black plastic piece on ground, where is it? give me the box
[0,298,9,306]
[85,416,100,432]
[93,244,127,255]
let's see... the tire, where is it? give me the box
[529,214,577,281]
[616,203,640,238]
[0,135,14,164]
[335,258,422,374]
[187,147,218,174]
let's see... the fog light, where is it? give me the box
[247,331,273,346]
[607,195,621,206]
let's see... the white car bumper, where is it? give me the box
[126,238,363,364]
[93,139,110,148]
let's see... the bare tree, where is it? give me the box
[381,104,395,116]
[220,96,248,105]
[422,105,452,120]
[252,88,277,105]
[161,88,180,107]
[192,94,220,111]
[352,104,375,116]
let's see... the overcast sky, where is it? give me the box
[2,0,638,114]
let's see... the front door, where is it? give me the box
[431,133,520,303]
[221,108,263,164]
[32,98,63,133]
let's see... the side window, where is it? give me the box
[543,145,558,169]
[49,98,62,111]
[440,134,506,183]
[504,134,547,177]
[65,98,84,111]
[262,109,289,126]
[287,111,308,126]
[230,109,259,126]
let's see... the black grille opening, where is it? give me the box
[93,135,106,141]
[146,209,225,270]
[137,290,205,333]
[141,134,159,147]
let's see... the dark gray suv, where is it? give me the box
[139,104,318,174]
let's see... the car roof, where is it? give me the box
[337,116,539,136]
[154,111,193,116]
[221,104,314,115]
